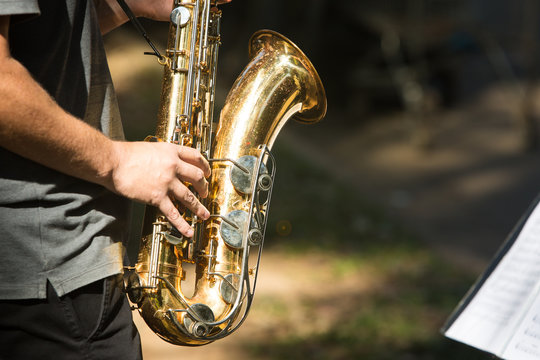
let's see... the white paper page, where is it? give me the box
[445,203,540,357]
[503,287,540,360]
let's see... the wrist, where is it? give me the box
[97,139,124,191]
[122,0,146,18]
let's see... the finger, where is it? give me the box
[177,146,211,177]
[170,181,210,220]
[176,162,209,198]
[159,197,194,238]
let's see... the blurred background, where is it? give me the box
[104,0,540,358]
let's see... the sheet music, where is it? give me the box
[445,203,540,358]
[503,287,540,360]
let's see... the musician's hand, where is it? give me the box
[108,141,211,237]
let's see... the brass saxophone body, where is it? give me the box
[126,0,326,346]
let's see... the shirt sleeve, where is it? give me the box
[0,0,39,16]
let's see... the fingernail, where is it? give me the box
[186,227,194,237]
[203,209,210,220]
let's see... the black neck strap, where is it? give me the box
[115,0,164,61]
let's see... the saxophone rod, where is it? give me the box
[208,158,250,174]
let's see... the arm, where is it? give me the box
[94,0,174,34]
[0,17,209,237]
[95,0,233,34]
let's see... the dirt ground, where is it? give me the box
[132,252,376,359]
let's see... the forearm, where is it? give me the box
[0,55,117,188]
[94,0,174,34]
[94,0,129,34]
[0,52,210,237]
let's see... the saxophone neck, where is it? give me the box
[156,0,222,154]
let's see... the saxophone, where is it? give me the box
[125,0,326,346]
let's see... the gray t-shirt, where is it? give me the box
[0,0,130,299]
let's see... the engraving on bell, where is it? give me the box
[220,274,240,304]
[230,155,268,194]
[170,6,191,27]
[183,303,215,337]
[220,210,249,249]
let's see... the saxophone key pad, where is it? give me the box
[125,271,143,305]
[220,274,240,304]
[170,6,191,27]
[220,210,249,249]
[230,155,268,194]
[183,303,215,337]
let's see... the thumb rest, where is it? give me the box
[123,0,326,346]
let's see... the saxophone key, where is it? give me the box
[170,6,191,27]
[220,274,240,304]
